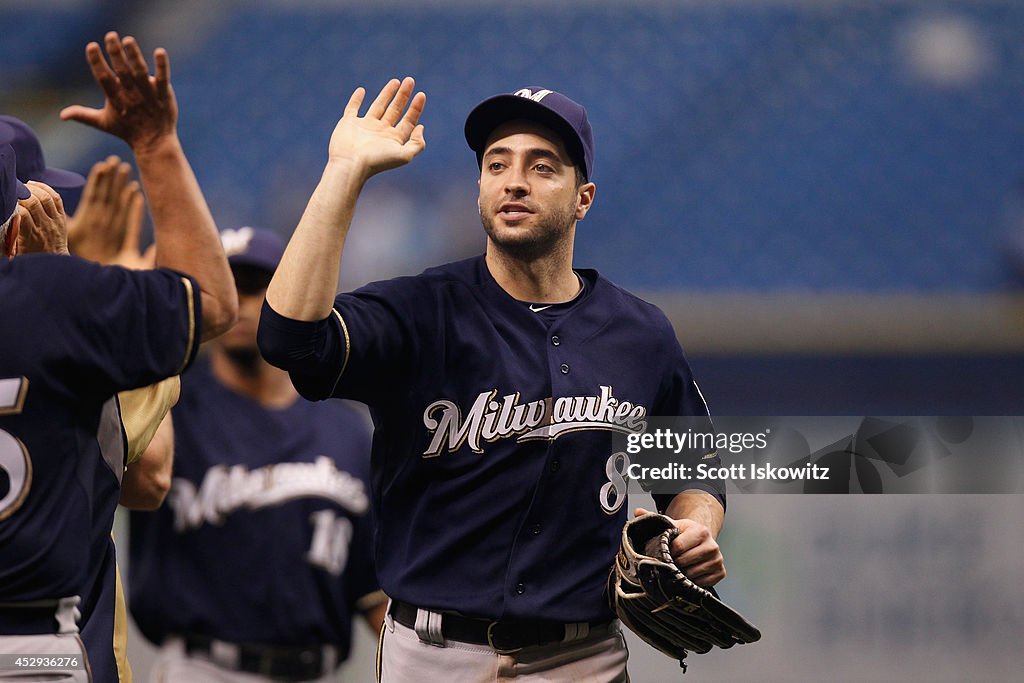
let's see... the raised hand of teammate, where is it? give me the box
[60,32,177,154]
[59,31,237,341]
[328,77,426,180]
[67,156,152,268]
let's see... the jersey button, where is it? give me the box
[531,524,542,536]
[551,335,560,346]
[560,363,569,374]
[550,459,561,472]
[515,583,526,594]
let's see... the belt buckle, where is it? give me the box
[486,622,523,655]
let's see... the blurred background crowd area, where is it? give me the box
[3,0,1023,413]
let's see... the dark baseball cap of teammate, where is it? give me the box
[0,115,87,215]
[464,87,595,181]
[1,143,31,225]
[219,226,285,294]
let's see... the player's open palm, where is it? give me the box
[329,77,426,178]
[60,32,178,155]
[67,156,133,262]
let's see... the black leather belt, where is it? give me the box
[180,633,334,682]
[389,600,613,653]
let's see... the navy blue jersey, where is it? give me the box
[128,358,376,655]
[0,254,200,609]
[259,255,720,623]
[78,537,120,679]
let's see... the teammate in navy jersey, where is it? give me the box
[0,30,237,683]
[60,154,185,683]
[258,79,726,682]
[10,156,182,683]
[130,227,384,682]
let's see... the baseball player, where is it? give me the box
[0,30,238,683]
[257,79,727,682]
[61,153,182,683]
[10,154,181,683]
[128,225,384,683]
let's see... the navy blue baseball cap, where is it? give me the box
[465,87,594,180]
[0,115,86,214]
[219,226,285,273]
[1,144,31,224]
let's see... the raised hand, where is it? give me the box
[328,77,426,179]
[263,78,427,322]
[67,156,152,267]
[115,206,155,271]
[59,32,177,154]
[17,181,69,256]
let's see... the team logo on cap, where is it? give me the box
[220,226,254,257]
[514,88,554,103]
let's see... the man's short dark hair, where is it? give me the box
[574,165,587,189]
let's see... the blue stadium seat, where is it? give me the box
[59,3,1024,292]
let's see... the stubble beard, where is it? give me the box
[480,198,577,262]
[222,345,263,376]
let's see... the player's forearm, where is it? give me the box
[363,601,388,635]
[119,413,174,510]
[134,135,237,340]
[266,160,366,321]
[665,490,724,538]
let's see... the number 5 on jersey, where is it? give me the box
[0,377,31,521]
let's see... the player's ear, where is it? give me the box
[3,211,20,258]
[574,182,595,221]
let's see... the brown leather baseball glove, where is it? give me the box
[608,513,761,672]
